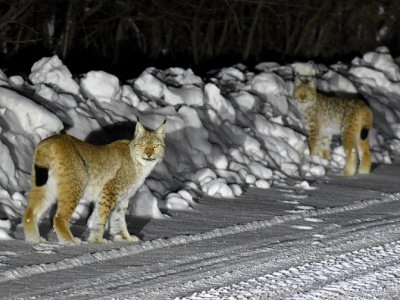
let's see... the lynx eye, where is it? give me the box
[153,144,160,149]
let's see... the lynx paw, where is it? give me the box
[320,150,331,161]
[358,167,371,175]
[59,237,82,246]
[341,169,356,176]
[114,234,139,242]
[25,235,46,244]
[88,236,108,244]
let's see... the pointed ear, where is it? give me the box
[155,121,166,140]
[134,122,146,138]
[309,77,317,90]
[294,75,302,87]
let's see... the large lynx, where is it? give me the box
[23,121,166,244]
[293,75,372,176]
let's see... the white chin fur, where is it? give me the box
[139,157,159,166]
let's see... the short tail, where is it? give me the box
[32,139,52,187]
[360,127,369,140]
[34,165,48,187]
[360,106,373,140]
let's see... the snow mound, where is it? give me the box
[80,71,121,103]
[0,47,399,239]
[29,55,80,95]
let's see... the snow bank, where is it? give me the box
[29,55,80,95]
[0,47,400,239]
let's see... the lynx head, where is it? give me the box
[293,75,317,104]
[132,121,166,165]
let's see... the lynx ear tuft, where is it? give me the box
[294,75,303,87]
[309,77,317,90]
[155,121,166,139]
[134,122,146,138]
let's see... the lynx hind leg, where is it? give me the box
[357,128,371,174]
[109,202,139,242]
[24,192,49,243]
[358,106,372,174]
[53,177,86,245]
[341,126,358,176]
[23,189,51,243]
[52,150,87,245]
[23,166,56,243]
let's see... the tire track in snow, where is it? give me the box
[53,214,400,300]
[298,263,400,299]
[1,193,400,284]
[181,241,400,300]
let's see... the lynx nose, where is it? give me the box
[144,151,153,160]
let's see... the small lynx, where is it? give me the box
[23,121,166,244]
[293,75,372,176]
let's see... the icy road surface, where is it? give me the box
[2,164,400,299]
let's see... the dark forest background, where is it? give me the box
[1,0,399,79]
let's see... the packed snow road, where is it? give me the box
[2,164,400,299]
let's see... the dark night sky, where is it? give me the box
[1,1,399,79]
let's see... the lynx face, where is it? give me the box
[293,76,317,104]
[132,122,165,165]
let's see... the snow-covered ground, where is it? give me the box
[1,46,400,298]
[1,163,400,299]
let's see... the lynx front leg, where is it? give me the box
[319,136,332,160]
[307,127,320,156]
[109,202,139,242]
[88,183,118,244]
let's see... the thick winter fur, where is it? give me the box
[293,76,372,176]
[23,122,166,244]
